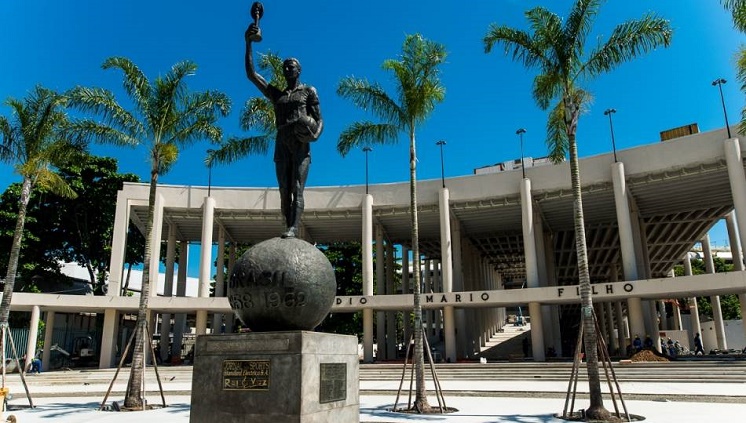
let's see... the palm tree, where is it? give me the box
[206,52,283,167]
[70,57,230,409]
[0,86,83,329]
[337,33,446,413]
[484,0,671,419]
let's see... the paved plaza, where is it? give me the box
[2,368,744,422]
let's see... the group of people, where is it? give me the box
[628,332,706,357]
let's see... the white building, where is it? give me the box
[5,127,746,368]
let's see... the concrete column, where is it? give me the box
[520,178,545,361]
[614,301,626,353]
[225,242,238,334]
[658,300,667,330]
[423,259,431,341]
[107,191,132,297]
[438,188,456,362]
[375,224,385,360]
[98,308,118,368]
[198,196,215,300]
[212,227,227,333]
[148,193,165,297]
[439,188,458,363]
[725,138,746,261]
[725,211,746,342]
[196,197,215,335]
[385,241,396,359]
[604,302,617,353]
[23,305,40,372]
[433,260,443,340]
[401,246,411,347]
[362,194,374,363]
[611,162,646,340]
[41,311,55,372]
[173,241,188,361]
[451,218,467,359]
[544,232,562,356]
[702,235,727,350]
[683,255,702,349]
[160,224,177,358]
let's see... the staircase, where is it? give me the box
[478,322,532,361]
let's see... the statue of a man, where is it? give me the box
[244,23,323,238]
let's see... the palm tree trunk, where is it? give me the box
[409,129,430,412]
[0,177,33,326]
[568,129,609,420]
[124,171,158,408]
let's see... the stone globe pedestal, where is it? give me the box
[190,237,360,423]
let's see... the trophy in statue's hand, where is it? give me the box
[247,2,264,42]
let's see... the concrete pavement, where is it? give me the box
[1,365,744,422]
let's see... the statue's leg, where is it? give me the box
[276,148,293,236]
[290,154,310,235]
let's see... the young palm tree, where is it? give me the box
[0,86,82,328]
[337,34,446,413]
[70,57,230,409]
[206,52,283,167]
[484,0,671,419]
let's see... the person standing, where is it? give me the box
[693,332,704,355]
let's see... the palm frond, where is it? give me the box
[564,0,602,62]
[258,52,286,88]
[532,73,563,110]
[484,23,550,70]
[102,57,152,114]
[580,13,672,79]
[65,120,140,147]
[337,77,404,125]
[68,86,144,138]
[546,101,569,163]
[206,135,271,166]
[722,0,746,32]
[240,97,275,134]
[737,46,746,134]
[35,167,77,199]
[337,122,399,157]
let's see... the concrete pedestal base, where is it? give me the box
[189,331,359,423]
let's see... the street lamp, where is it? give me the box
[603,108,618,162]
[206,149,215,197]
[436,140,446,188]
[712,78,731,138]
[362,146,372,194]
[516,128,526,179]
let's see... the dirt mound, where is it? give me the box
[629,349,670,362]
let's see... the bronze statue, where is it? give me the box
[244,2,323,238]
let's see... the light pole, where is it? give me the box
[516,128,526,179]
[363,146,372,194]
[436,140,446,188]
[206,149,215,197]
[712,78,731,138]
[603,108,618,162]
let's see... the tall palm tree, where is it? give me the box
[70,57,230,409]
[206,52,283,167]
[337,33,446,413]
[0,86,82,328]
[484,0,671,419]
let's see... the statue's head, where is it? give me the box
[283,58,301,81]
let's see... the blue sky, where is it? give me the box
[1,0,744,275]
